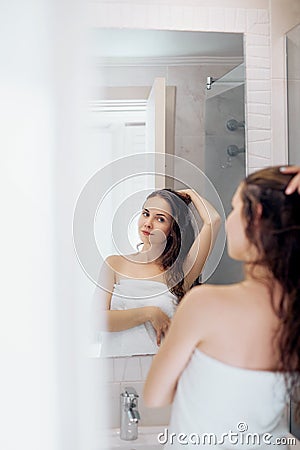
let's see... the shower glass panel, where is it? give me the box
[204,63,245,284]
[287,23,300,165]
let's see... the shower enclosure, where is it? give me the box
[204,63,246,284]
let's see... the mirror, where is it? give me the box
[89,29,245,358]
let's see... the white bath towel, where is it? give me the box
[165,348,289,449]
[100,279,177,357]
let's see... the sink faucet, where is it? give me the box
[120,386,141,441]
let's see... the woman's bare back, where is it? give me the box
[196,281,283,371]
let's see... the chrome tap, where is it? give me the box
[120,387,141,441]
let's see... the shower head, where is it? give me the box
[206,76,217,90]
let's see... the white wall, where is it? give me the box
[0,1,106,449]
[270,0,300,164]
[0,2,58,449]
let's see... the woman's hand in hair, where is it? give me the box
[147,307,171,346]
[176,188,193,203]
[177,188,193,194]
[280,166,300,195]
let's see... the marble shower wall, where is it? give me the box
[168,66,205,172]
[204,84,245,284]
[167,64,238,173]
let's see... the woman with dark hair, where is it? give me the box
[144,166,300,448]
[95,188,221,355]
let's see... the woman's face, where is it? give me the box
[138,196,173,245]
[226,184,254,261]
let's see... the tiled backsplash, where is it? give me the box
[102,355,171,427]
[103,355,153,383]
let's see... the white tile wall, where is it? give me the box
[111,356,154,382]
[247,141,271,159]
[123,357,142,382]
[113,357,127,382]
[140,355,153,379]
[248,113,271,130]
[103,358,114,383]
[105,382,121,428]
[247,154,271,168]
[247,102,271,116]
[103,355,169,428]
[246,34,270,46]
[271,78,289,165]
[247,90,271,105]
[103,355,168,427]
[248,129,271,142]
[247,56,270,69]
[247,68,271,81]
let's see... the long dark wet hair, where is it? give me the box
[241,166,300,421]
[139,188,195,302]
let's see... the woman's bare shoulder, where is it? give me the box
[104,253,136,270]
[188,282,237,298]
[104,254,122,269]
[182,283,243,312]
[186,283,269,324]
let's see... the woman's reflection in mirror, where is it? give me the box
[93,187,221,348]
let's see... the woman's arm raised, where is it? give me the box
[180,189,221,289]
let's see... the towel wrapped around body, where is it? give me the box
[100,278,177,357]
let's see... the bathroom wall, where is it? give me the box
[270,0,300,165]
[1,2,108,450]
[98,62,239,172]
